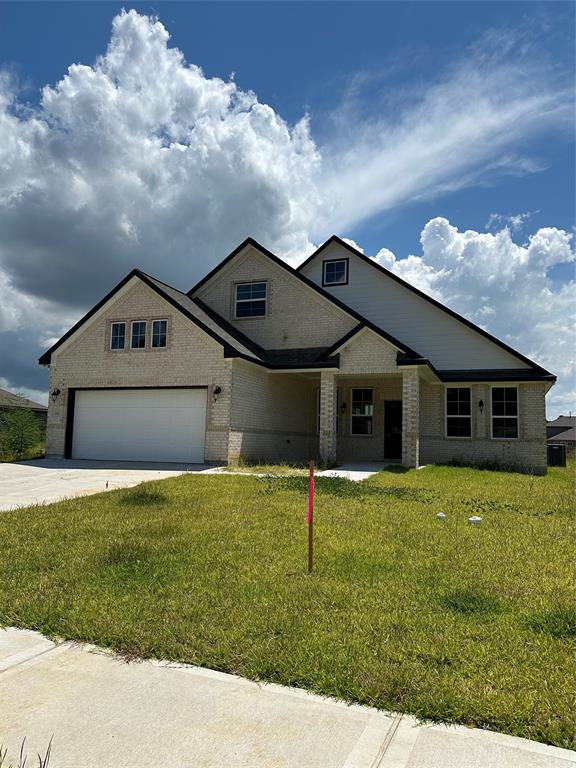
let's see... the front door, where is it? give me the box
[384,400,402,459]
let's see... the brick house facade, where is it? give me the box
[40,237,555,474]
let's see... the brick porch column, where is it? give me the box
[402,368,420,467]
[319,371,337,464]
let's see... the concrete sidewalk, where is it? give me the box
[1,628,574,768]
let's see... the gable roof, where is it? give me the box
[38,269,339,370]
[38,269,266,366]
[187,237,422,359]
[298,235,554,379]
[0,388,47,411]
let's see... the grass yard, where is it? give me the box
[0,462,574,748]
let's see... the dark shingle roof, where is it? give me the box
[548,427,575,443]
[547,415,575,428]
[0,388,47,411]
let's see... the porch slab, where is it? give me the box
[316,462,387,481]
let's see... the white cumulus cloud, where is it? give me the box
[370,218,576,417]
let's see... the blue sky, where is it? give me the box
[0,2,574,413]
[1,1,573,258]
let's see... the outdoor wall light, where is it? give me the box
[51,388,61,403]
[213,385,222,402]
[478,399,484,414]
[340,401,347,414]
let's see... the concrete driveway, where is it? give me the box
[0,458,214,512]
[1,628,574,768]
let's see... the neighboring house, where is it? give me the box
[0,388,47,430]
[39,237,555,473]
[546,415,575,456]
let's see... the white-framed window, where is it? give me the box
[235,282,267,318]
[152,319,168,348]
[322,258,348,286]
[446,387,472,438]
[351,388,373,435]
[491,387,519,439]
[110,322,125,351]
[130,320,147,349]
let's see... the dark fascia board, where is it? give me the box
[395,355,556,383]
[38,269,261,366]
[39,269,141,365]
[191,296,268,359]
[299,235,554,378]
[321,323,365,358]
[188,237,421,358]
[434,368,557,383]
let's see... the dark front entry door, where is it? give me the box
[384,400,402,459]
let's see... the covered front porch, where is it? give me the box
[316,368,421,467]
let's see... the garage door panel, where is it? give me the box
[72,389,207,463]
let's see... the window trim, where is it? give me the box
[490,385,519,440]
[445,385,472,439]
[109,321,126,351]
[151,318,168,349]
[350,387,374,436]
[130,320,147,350]
[322,258,349,287]
[234,280,268,320]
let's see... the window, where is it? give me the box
[351,388,373,435]
[322,258,348,286]
[235,282,267,318]
[110,322,125,350]
[152,319,168,348]
[492,387,518,439]
[131,321,146,349]
[446,387,471,437]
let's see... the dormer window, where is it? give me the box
[322,258,348,286]
[235,281,267,318]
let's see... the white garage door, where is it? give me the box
[72,389,207,463]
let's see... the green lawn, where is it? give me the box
[0,463,574,748]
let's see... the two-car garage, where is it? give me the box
[69,388,207,463]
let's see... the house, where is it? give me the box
[39,236,555,473]
[546,415,575,456]
[0,388,47,430]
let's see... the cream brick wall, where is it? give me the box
[229,359,317,462]
[337,328,399,374]
[420,380,548,474]
[45,279,232,462]
[194,245,357,349]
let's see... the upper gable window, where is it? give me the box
[131,320,147,349]
[152,319,168,348]
[235,282,267,318]
[110,322,125,351]
[322,258,348,286]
